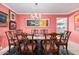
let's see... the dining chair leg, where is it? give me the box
[63,45,65,49]
[57,45,60,55]
[66,45,68,54]
[9,45,11,53]
[56,49,59,55]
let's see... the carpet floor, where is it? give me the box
[3,46,74,55]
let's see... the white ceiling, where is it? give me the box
[5,3,79,13]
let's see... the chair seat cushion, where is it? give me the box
[42,41,58,53]
[55,39,67,45]
[27,43,36,51]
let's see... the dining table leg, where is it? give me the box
[36,39,42,55]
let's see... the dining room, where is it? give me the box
[0,3,79,55]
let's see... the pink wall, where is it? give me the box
[16,14,68,33]
[0,4,16,48]
[0,4,9,48]
[69,11,79,44]
[16,14,56,33]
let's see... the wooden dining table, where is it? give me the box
[22,32,63,46]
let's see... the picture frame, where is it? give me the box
[74,15,79,30]
[9,10,16,21]
[25,18,49,28]
[0,11,8,27]
[9,21,16,30]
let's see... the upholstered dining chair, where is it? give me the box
[42,33,59,55]
[54,31,71,54]
[5,31,18,53]
[26,33,36,54]
[15,32,28,54]
[15,32,36,55]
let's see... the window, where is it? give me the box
[56,17,68,33]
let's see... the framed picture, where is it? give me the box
[0,11,8,27]
[25,18,49,28]
[9,21,16,30]
[9,10,16,21]
[74,15,79,30]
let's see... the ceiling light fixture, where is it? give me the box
[35,3,38,5]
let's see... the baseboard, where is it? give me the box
[0,46,9,55]
[68,41,79,55]
[0,46,14,55]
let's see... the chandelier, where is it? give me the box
[31,13,41,20]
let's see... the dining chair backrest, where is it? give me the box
[5,30,19,53]
[15,29,23,35]
[31,29,39,36]
[63,31,71,42]
[50,33,57,44]
[31,29,38,34]
[40,29,48,34]
[44,33,51,39]
[26,33,36,54]
[50,33,57,42]
[42,33,59,54]
[15,29,24,42]
[16,32,23,42]
[5,31,18,50]
[5,31,16,42]
[50,33,63,43]
[5,31,12,40]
